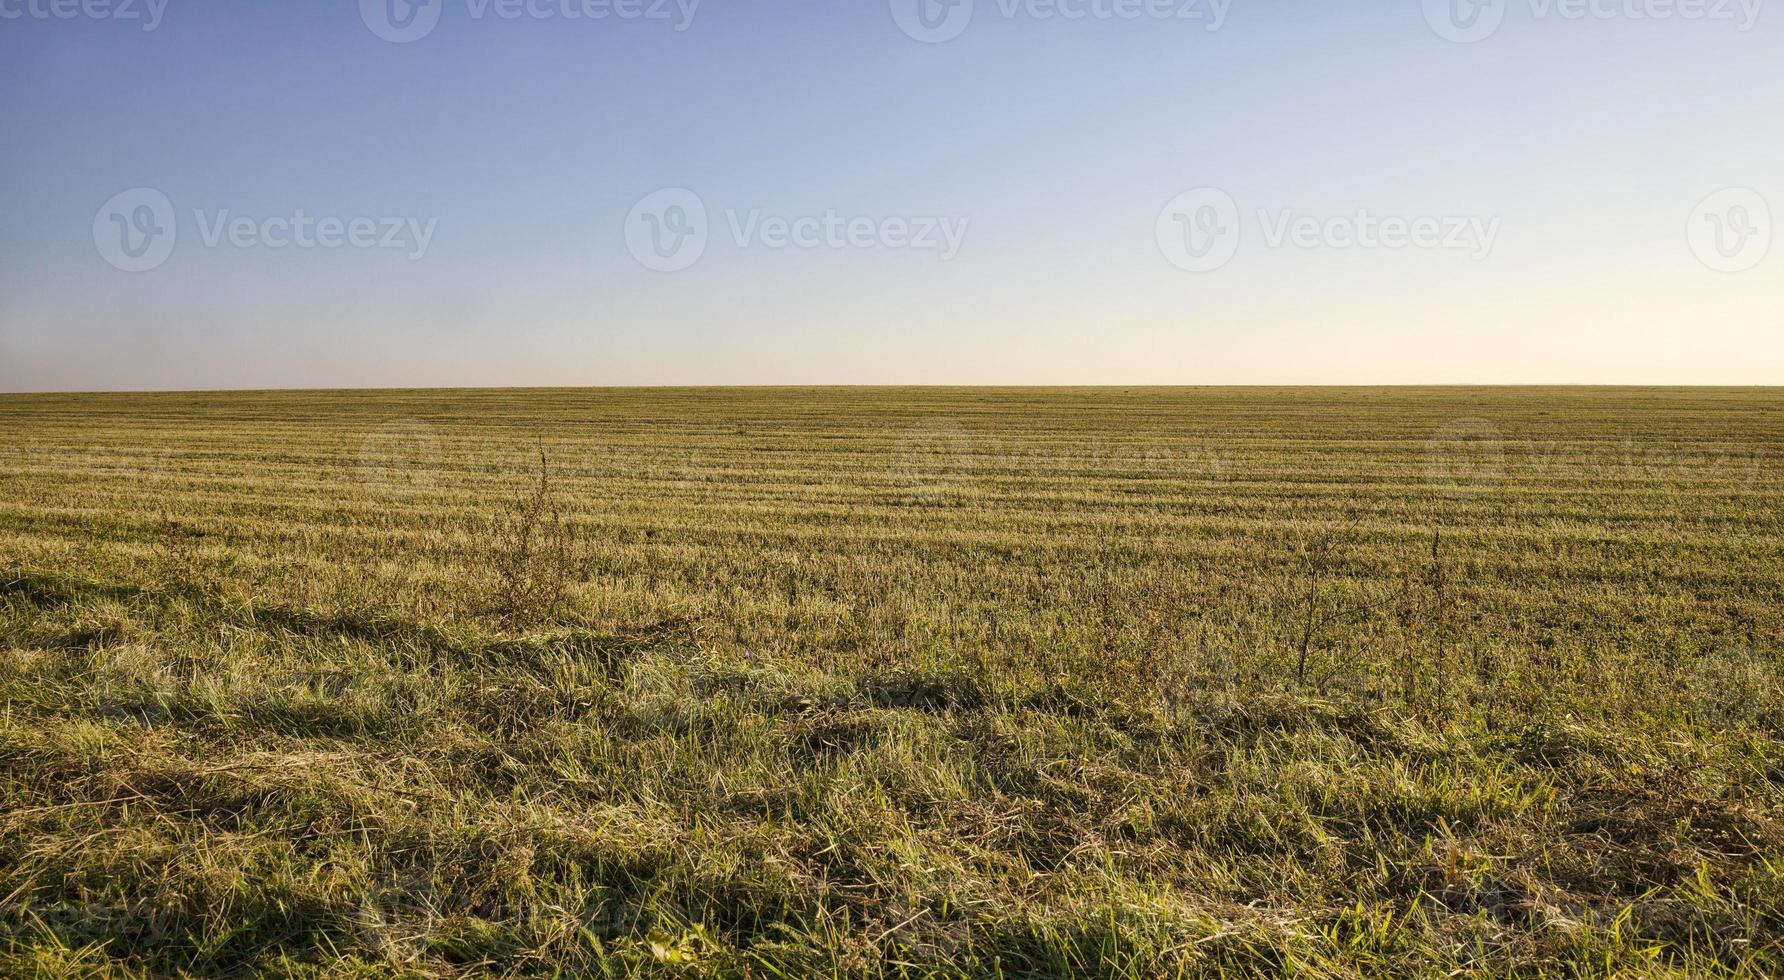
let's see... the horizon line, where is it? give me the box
[4,383,1782,397]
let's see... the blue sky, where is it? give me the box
[1,0,1778,389]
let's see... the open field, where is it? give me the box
[1,386,1781,977]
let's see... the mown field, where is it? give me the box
[1,386,1780,977]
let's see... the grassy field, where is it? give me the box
[1,386,1781,977]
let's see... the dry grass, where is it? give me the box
[0,386,1780,977]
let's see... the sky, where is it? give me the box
[0,0,1779,390]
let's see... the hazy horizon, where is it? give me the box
[4,2,1779,391]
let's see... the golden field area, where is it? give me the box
[1,387,1780,976]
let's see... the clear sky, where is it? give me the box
[1,0,1778,390]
